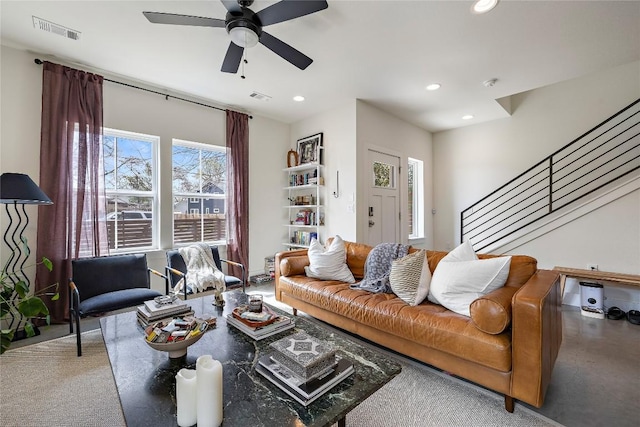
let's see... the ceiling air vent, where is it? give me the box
[249,92,271,101]
[32,16,81,41]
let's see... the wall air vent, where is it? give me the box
[249,92,272,101]
[32,16,81,41]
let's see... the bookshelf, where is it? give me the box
[283,147,324,249]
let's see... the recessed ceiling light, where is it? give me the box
[471,0,499,14]
[462,115,474,120]
[293,95,305,102]
[425,83,441,91]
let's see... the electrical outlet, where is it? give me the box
[587,264,599,271]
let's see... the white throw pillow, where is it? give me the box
[428,256,512,317]
[389,250,432,306]
[427,240,478,304]
[304,235,355,283]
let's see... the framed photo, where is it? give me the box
[296,133,323,164]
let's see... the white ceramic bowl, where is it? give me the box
[145,330,205,358]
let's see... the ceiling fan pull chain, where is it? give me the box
[241,49,246,79]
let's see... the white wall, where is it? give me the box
[355,100,433,247]
[433,60,640,308]
[290,101,358,242]
[0,45,289,291]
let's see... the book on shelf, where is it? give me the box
[226,314,294,340]
[256,355,354,406]
[136,309,195,328]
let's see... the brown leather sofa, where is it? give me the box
[275,240,563,412]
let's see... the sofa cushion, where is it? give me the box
[428,256,512,317]
[304,236,355,283]
[389,250,431,306]
[469,285,519,334]
[278,276,513,372]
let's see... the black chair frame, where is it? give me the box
[69,253,166,356]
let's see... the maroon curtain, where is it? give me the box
[36,61,107,323]
[225,110,249,279]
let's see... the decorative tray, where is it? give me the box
[232,305,278,328]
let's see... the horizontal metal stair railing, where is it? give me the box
[461,99,640,252]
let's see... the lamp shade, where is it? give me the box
[0,173,53,205]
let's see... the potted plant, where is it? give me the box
[0,241,59,354]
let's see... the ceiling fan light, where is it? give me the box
[230,26,259,48]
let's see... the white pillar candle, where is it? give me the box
[176,368,197,427]
[196,354,223,427]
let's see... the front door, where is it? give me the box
[367,149,401,246]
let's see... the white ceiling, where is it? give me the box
[2,1,639,132]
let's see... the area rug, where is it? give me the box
[0,329,560,427]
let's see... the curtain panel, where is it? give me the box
[225,110,249,279]
[36,61,107,323]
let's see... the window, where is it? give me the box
[103,128,158,250]
[373,161,395,188]
[408,158,424,239]
[173,139,227,244]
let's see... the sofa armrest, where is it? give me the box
[511,269,562,408]
[275,249,308,300]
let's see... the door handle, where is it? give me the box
[368,220,375,227]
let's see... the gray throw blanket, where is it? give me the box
[350,243,410,293]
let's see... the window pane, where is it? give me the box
[408,163,414,235]
[103,135,116,189]
[201,150,226,195]
[106,196,153,250]
[173,145,201,193]
[173,197,227,244]
[116,138,153,191]
[373,161,394,188]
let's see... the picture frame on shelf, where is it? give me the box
[297,133,323,164]
[287,149,299,168]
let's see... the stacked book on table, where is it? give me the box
[255,332,354,406]
[226,305,294,340]
[137,299,193,327]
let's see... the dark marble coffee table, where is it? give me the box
[100,291,401,427]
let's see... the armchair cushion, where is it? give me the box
[78,288,161,316]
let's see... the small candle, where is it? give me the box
[176,368,197,427]
[196,354,223,427]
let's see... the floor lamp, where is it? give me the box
[0,173,53,335]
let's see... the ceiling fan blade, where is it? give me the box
[259,31,312,70]
[256,0,328,27]
[143,12,225,27]
[220,0,242,13]
[221,42,244,73]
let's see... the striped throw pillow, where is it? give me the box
[389,250,431,305]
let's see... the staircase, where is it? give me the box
[461,99,640,252]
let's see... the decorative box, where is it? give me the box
[269,332,336,380]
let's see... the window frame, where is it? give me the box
[408,157,424,240]
[172,138,227,245]
[103,127,159,252]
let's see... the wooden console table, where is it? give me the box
[553,267,640,296]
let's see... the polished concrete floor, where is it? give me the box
[10,283,640,427]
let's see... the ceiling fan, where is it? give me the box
[143,0,328,73]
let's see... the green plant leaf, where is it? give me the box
[1,329,15,354]
[24,322,35,337]
[20,236,31,257]
[51,292,60,301]
[17,297,49,318]
[42,257,53,272]
[45,314,51,325]
[15,281,29,298]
